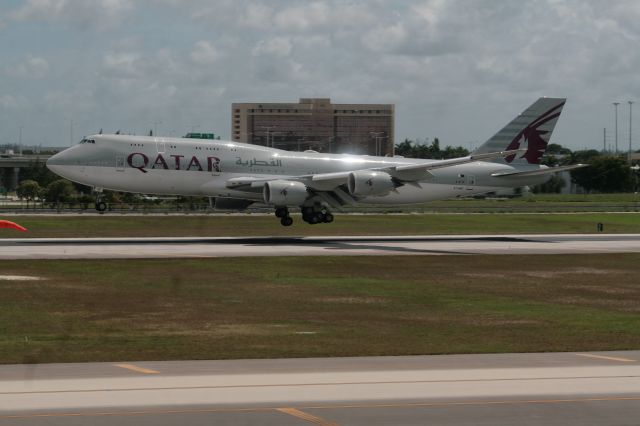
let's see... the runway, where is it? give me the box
[0,234,639,259]
[1,351,640,425]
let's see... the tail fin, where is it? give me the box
[472,97,566,165]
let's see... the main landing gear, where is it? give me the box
[301,205,333,225]
[275,207,293,227]
[274,204,335,226]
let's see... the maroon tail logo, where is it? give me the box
[504,102,564,164]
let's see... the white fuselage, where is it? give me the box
[47,134,548,204]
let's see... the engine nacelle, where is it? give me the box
[263,180,309,206]
[348,171,395,197]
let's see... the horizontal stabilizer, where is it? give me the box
[491,163,587,178]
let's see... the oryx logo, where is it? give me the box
[366,178,373,186]
[280,188,288,197]
[504,101,565,164]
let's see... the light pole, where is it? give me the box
[261,126,276,147]
[69,119,76,146]
[153,120,163,136]
[326,136,335,153]
[370,131,384,156]
[614,102,620,154]
[18,126,23,155]
[629,101,634,163]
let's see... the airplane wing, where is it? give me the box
[379,148,526,182]
[309,148,526,189]
[225,148,525,192]
[490,163,588,178]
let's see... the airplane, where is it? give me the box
[46,97,584,226]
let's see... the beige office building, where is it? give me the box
[231,98,394,156]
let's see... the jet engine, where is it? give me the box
[348,171,395,196]
[263,180,309,206]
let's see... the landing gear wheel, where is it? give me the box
[275,207,288,218]
[95,201,107,212]
[280,216,293,226]
[323,213,334,223]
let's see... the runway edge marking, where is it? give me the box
[276,408,340,426]
[575,353,636,363]
[113,363,160,374]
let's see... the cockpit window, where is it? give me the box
[79,138,96,144]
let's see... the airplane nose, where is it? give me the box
[46,148,76,174]
[46,151,65,171]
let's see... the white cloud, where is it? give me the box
[3,0,640,149]
[6,55,50,79]
[361,22,407,53]
[103,52,141,76]
[252,37,292,57]
[43,89,95,112]
[239,3,273,29]
[9,0,133,29]
[0,94,29,109]
[273,2,329,31]
[190,41,219,64]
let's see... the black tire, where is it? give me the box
[275,207,288,218]
[95,201,107,212]
[280,216,293,226]
[309,214,320,224]
[324,213,334,223]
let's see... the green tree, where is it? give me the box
[19,160,59,187]
[532,174,566,194]
[44,179,75,205]
[16,179,42,207]
[570,156,633,193]
[441,145,469,159]
[546,143,572,156]
[395,139,414,157]
[569,149,601,165]
[394,138,468,159]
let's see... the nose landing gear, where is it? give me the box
[94,189,107,212]
[95,200,107,212]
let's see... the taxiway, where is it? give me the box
[1,351,640,425]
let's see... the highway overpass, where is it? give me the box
[0,155,52,192]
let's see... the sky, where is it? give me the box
[1,0,639,151]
